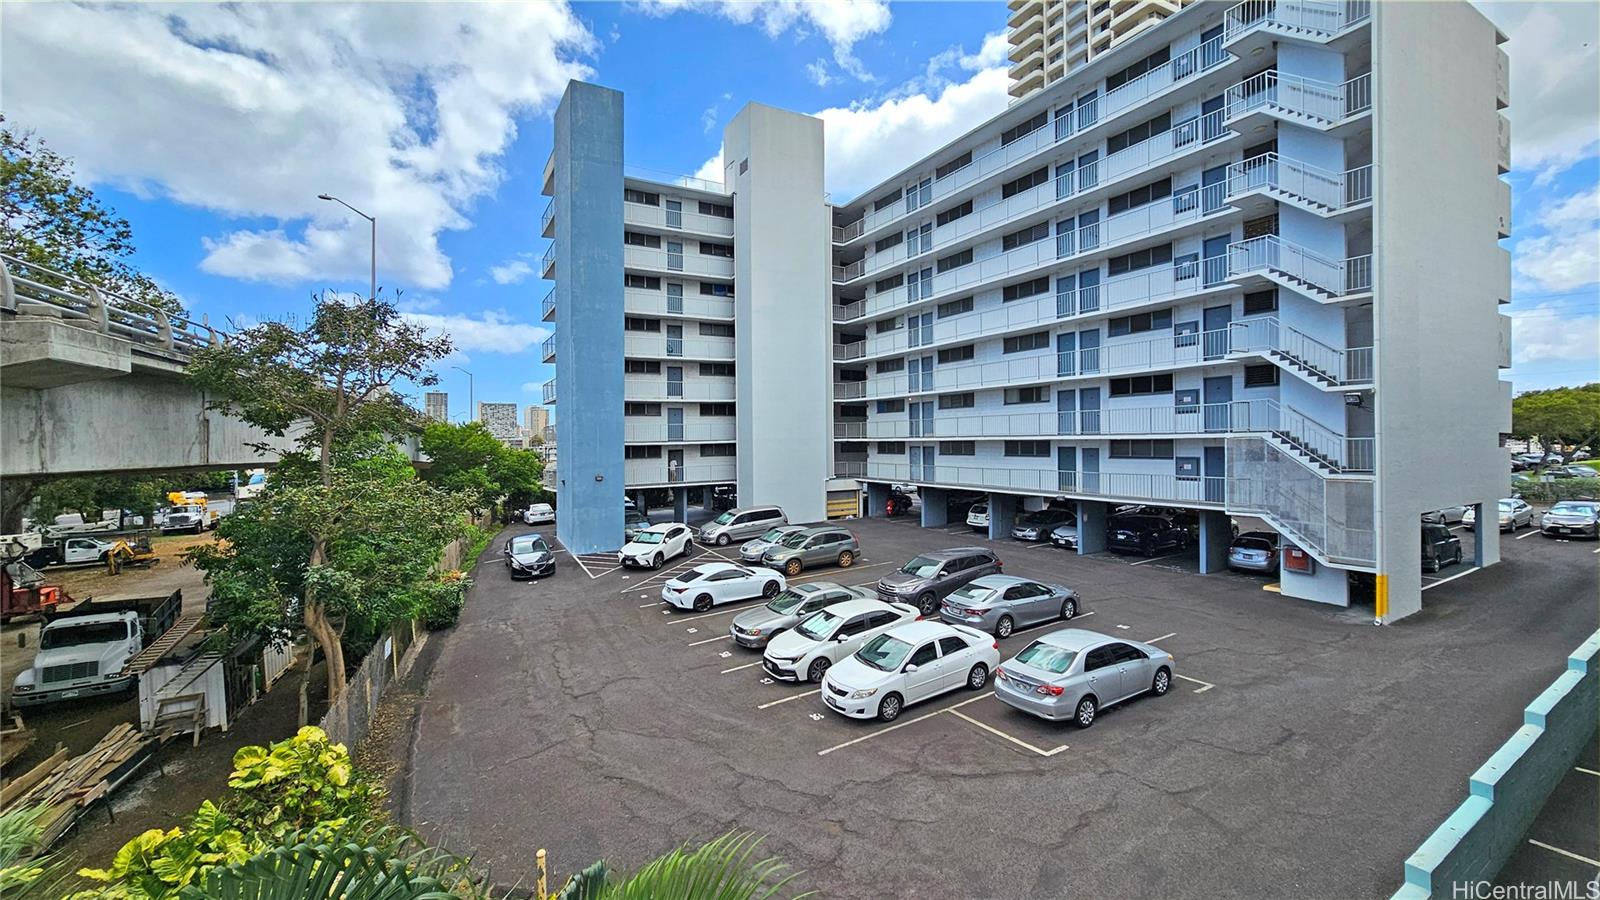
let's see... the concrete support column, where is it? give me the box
[1076,500,1108,554]
[1473,500,1502,568]
[986,493,1017,542]
[1198,510,1232,574]
[866,483,889,518]
[633,490,650,515]
[673,490,689,524]
[919,487,949,528]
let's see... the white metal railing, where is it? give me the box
[834,421,868,439]
[624,166,724,194]
[833,259,865,283]
[1226,436,1375,565]
[541,202,554,235]
[835,461,869,478]
[1,254,222,356]
[1227,235,1345,297]
[835,300,866,322]
[624,460,737,486]
[623,334,735,360]
[1226,153,1345,210]
[624,289,734,320]
[542,379,557,405]
[541,285,556,320]
[864,460,1228,507]
[1099,35,1228,121]
[834,341,867,361]
[624,420,737,443]
[625,245,734,279]
[541,244,556,275]
[1344,254,1372,293]
[1225,69,1370,126]
[1343,164,1373,206]
[1226,316,1358,385]
[833,219,865,243]
[623,201,735,237]
[624,378,735,402]
[834,382,868,400]
[541,335,556,362]
[1344,346,1373,383]
[1223,0,1370,41]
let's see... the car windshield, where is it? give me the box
[900,556,942,577]
[1497,501,1516,511]
[948,584,996,604]
[625,513,648,525]
[765,589,809,614]
[510,536,547,554]
[780,532,809,548]
[713,512,735,525]
[1551,502,1598,514]
[758,528,788,542]
[795,609,843,641]
[1233,538,1273,552]
[632,532,665,545]
[855,634,913,671]
[41,621,128,649]
[1015,641,1076,674]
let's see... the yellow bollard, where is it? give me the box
[536,847,548,898]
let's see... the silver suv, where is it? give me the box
[698,506,787,546]
[876,547,1003,616]
[759,526,861,576]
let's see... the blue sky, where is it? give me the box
[4,1,1595,424]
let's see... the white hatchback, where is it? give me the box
[821,621,999,721]
[762,598,920,684]
[966,502,990,531]
[619,522,693,569]
[662,563,786,612]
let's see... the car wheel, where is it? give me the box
[1073,696,1098,729]
[1061,598,1077,620]
[716,533,731,546]
[838,550,855,568]
[652,553,664,569]
[693,594,712,612]
[1152,667,1171,696]
[806,658,830,683]
[877,692,903,722]
[1453,548,1463,566]
[966,663,989,690]
[761,580,780,598]
[785,559,803,576]
[916,592,938,616]
[995,615,1014,639]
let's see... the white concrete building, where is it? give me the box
[1008,0,1198,101]
[424,391,449,422]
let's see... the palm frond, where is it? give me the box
[178,824,483,900]
[0,804,73,900]
[598,833,808,900]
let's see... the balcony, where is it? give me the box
[624,459,737,487]
[832,219,865,244]
[623,200,735,238]
[833,421,868,439]
[541,335,556,363]
[541,244,556,279]
[541,285,556,322]
[625,377,736,402]
[1225,153,1373,217]
[865,460,1227,508]
[624,245,735,279]
[542,379,556,405]
[540,202,555,238]
[541,152,555,197]
[624,420,738,443]
[1007,0,1042,31]
[624,288,734,320]
[623,333,735,361]
[1227,317,1374,387]
[834,341,867,361]
[1222,0,1372,56]
[1225,70,1373,134]
[834,460,869,478]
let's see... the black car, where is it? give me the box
[1420,523,1462,573]
[1106,515,1190,556]
[503,533,556,579]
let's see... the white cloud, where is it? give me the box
[520,382,542,392]
[1512,304,1600,365]
[1514,184,1599,293]
[634,0,890,82]
[806,59,835,88]
[403,310,550,355]
[1475,2,1600,181]
[489,259,536,285]
[1,3,594,290]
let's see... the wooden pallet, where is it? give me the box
[0,715,33,771]
[0,723,156,853]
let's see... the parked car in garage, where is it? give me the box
[1227,531,1281,574]
[994,629,1173,728]
[966,501,990,532]
[503,533,556,579]
[739,525,805,564]
[762,598,920,683]
[1011,508,1075,542]
[661,562,784,612]
[619,522,693,568]
[623,510,652,542]
[730,581,876,648]
[938,575,1080,638]
[1106,515,1190,556]
[1420,523,1463,573]
[1541,501,1600,539]
[759,526,860,576]
[1464,498,1534,532]
[820,620,999,722]
[876,547,1003,616]
[1049,522,1080,550]
[1421,505,1470,525]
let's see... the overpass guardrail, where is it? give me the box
[1,253,221,357]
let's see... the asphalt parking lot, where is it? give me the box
[409,508,1598,899]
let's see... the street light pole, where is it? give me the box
[316,193,376,301]
[453,366,475,422]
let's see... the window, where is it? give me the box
[1002,222,1051,251]
[908,643,940,667]
[1107,244,1173,276]
[699,242,733,258]
[1107,177,1173,216]
[938,392,975,409]
[697,201,733,218]
[624,189,660,206]
[1108,373,1175,396]
[1107,309,1173,336]
[624,402,660,416]
[1000,111,1048,147]
[1005,440,1051,458]
[624,274,661,290]
[1004,331,1051,353]
[906,222,933,256]
[876,358,905,374]
[699,362,734,377]
[938,296,974,318]
[1005,386,1049,404]
[937,345,975,364]
[873,189,903,212]
[1003,276,1051,303]
[625,445,663,459]
[1106,112,1172,155]
[936,200,973,227]
[907,267,933,300]
[625,360,660,375]
[624,317,660,332]
[877,441,906,454]
[905,178,933,212]
[1105,47,1170,92]
[877,398,906,413]
[698,323,734,337]
[624,232,661,248]
[937,248,973,273]
[875,232,904,253]
[935,151,972,180]
[699,403,735,416]
[875,317,900,333]
[1244,364,1281,387]
[699,444,736,457]
[699,283,734,297]
[1110,439,1175,459]
[1002,168,1050,199]
[1243,289,1278,315]
[938,441,975,455]
[874,274,904,293]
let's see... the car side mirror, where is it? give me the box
[904,663,920,673]
[835,633,851,642]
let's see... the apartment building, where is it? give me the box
[524,405,549,441]
[478,402,521,444]
[542,84,830,553]
[424,391,448,422]
[832,0,1511,621]
[1008,0,1198,101]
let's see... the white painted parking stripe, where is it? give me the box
[670,598,770,623]
[1173,673,1215,693]
[1575,766,1600,777]
[1421,566,1481,591]
[816,691,992,756]
[1592,547,1599,554]
[1526,839,1600,868]
[787,561,894,584]
[948,709,1070,757]
[720,661,761,674]
[688,634,731,646]
[1145,632,1176,643]
[1128,551,1188,567]
[1024,541,1055,550]
[1516,529,1540,540]
[759,689,819,710]
[569,553,596,579]
[1007,610,1095,639]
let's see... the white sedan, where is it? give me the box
[619,522,693,569]
[762,598,920,684]
[523,503,555,525]
[821,620,999,721]
[662,563,786,612]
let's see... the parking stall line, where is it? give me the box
[759,689,820,710]
[1128,552,1188,567]
[669,598,771,623]
[815,691,993,756]
[688,634,732,647]
[1516,529,1540,540]
[1006,611,1096,640]
[1576,766,1600,777]
[1145,632,1177,644]
[1591,547,1599,554]
[720,661,761,675]
[1526,839,1600,868]
[947,709,1070,757]
[1173,673,1215,693]
[1421,567,1481,591]
[787,561,894,585]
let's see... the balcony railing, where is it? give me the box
[624,377,736,402]
[1344,346,1373,383]
[864,460,1227,507]
[1344,254,1372,293]
[1223,0,1371,42]
[541,244,556,278]
[623,200,735,237]
[1227,235,1346,297]
[542,379,556,405]
[834,382,868,400]
[541,335,556,363]
[834,341,867,361]
[834,421,868,439]
[623,334,735,361]
[624,420,738,443]
[624,289,734,320]
[832,259,866,284]
[835,461,869,478]
[1225,69,1371,126]
[833,219,865,244]
[1226,316,1372,386]
[624,460,738,486]
[541,285,556,321]
[540,202,554,236]
[624,246,735,279]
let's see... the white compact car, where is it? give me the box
[966,502,990,532]
[523,503,555,525]
[762,598,920,684]
[662,562,786,612]
[821,620,1000,722]
[619,522,693,569]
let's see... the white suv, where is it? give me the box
[761,598,919,684]
[966,501,989,532]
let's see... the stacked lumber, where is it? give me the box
[0,723,155,851]
[0,714,32,770]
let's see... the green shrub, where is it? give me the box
[418,571,471,630]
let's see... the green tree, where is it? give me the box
[419,421,545,515]
[1511,383,1600,460]
[0,114,183,318]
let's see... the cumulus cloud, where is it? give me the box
[1,2,594,291]
[806,59,836,88]
[1512,304,1600,365]
[489,259,536,285]
[403,310,550,355]
[1514,185,1599,293]
[1476,2,1600,181]
[635,0,890,82]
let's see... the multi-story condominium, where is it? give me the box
[546,0,1511,622]
[542,84,830,552]
[524,405,549,441]
[1008,0,1197,101]
[478,402,521,443]
[424,391,449,422]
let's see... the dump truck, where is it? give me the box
[11,590,182,706]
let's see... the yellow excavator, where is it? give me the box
[105,535,159,575]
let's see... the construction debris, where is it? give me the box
[0,714,33,771]
[0,723,158,852]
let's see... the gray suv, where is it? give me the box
[876,547,1003,616]
[760,526,861,576]
[699,506,787,546]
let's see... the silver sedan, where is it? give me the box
[938,575,1079,639]
[994,629,1174,728]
